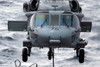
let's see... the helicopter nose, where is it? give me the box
[37,27,73,43]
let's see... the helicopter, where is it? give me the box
[8,0,92,63]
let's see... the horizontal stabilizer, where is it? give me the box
[80,22,92,32]
[8,21,27,31]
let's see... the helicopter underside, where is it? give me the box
[22,38,87,63]
[23,38,87,48]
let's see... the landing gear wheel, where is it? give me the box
[22,48,28,62]
[79,49,85,63]
[48,51,52,60]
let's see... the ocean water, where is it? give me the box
[0,0,100,67]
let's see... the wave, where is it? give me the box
[1,48,18,57]
[0,36,14,41]
[0,1,13,6]
[2,48,16,53]
[0,1,12,4]
[89,34,100,41]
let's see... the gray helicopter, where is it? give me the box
[8,0,92,63]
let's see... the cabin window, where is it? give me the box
[34,14,49,26]
[60,15,76,28]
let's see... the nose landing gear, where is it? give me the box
[47,48,55,67]
[48,48,54,60]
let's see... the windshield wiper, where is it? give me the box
[41,18,47,27]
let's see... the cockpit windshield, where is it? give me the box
[34,14,49,26]
[60,15,76,28]
[33,13,76,28]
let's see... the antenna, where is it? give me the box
[52,5,58,10]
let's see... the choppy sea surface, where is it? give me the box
[0,0,100,67]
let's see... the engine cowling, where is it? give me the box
[23,0,39,12]
[29,0,39,11]
[70,0,81,12]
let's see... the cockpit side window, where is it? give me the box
[60,15,76,28]
[34,14,49,27]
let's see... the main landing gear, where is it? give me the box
[22,47,85,64]
[75,48,85,63]
[22,47,31,62]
